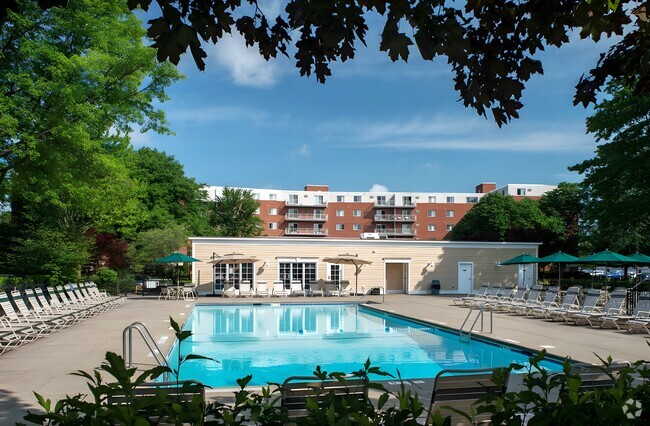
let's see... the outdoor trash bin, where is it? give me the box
[431,280,441,295]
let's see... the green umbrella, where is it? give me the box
[154,252,200,263]
[500,253,540,287]
[154,252,201,285]
[578,250,637,284]
[628,252,650,265]
[537,251,580,286]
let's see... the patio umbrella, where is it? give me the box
[499,253,540,287]
[628,252,650,265]
[154,252,201,285]
[322,253,372,295]
[537,251,580,286]
[578,250,638,282]
[209,253,259,265]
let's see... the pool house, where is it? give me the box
[189,237,539,296]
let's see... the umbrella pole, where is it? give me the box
[558,262,561,287]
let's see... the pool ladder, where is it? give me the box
[123,321,170,371]
[459,303,493,342]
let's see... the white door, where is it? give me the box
[458,262,473,294]
[518,264,534,288]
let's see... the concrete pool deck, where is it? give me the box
[1,294,649,423]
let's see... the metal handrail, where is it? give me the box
[123,321,169,371]
[459,303,493,342]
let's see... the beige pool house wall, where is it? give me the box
[189,237,540,295]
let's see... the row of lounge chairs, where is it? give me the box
[222,281,355,297]
[0,283,123,355]
[453,283,650,333]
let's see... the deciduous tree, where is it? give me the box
[570,81,650,254]
[214,187,262,237]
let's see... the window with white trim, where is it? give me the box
[428,196,436,203]
[254,207,260,214]
[446,210,455,217]
[517,188,526,195]
[268,222,277,229]
[428,210,436,217]
[466,197,479,203]
[336,210,344,217]
[353,195,362,202]
[446,196,455,203]
[269,193,277,200]
[288,194,298,204]
[353,209,361,217]
[353,224,361,231]
[446,224,453,231]
[428,224,436,231]
[337,195,345,202]
[268,207,277,215]
[336,224,344,230]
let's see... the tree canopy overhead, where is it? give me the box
[6,0,647,127]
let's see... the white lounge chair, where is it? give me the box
[601,292,650,330]
[254,281,271,297]
[289,281,305,296]
[239,281,253,297]
[273,281,289,297]
[573,288,627,326]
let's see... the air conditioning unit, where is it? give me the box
[361,233,380,239]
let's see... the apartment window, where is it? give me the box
[289,194,298,204]
[402,209,411,217]
[315,195,324,205]
[269,222,277,230]
[337,195,345,202]
[336,224,344,231]
[467,197,479,203]
[353,195,362,202]
[353,209,361,217]
[377,195,386,205]
[517,188,526,195]
[269,193,277,200]
[353,224,361,231]
[428,224,436,232]
[313,209,324,219]
[427,210,436,218]
[254,207,260,214]
[446,196,455,203]
[403,196,413,206]
[428,196,436,203]
[268,207,277,215]
[446,224,453,231]
[336,210,345,217]
[446,210,455,218]
[288,208,298,219]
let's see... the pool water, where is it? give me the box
[167,304,563,388]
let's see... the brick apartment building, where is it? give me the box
[204,182,556,240]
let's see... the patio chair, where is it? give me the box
[22,289,75,329]
[308,281,324,297]
[500,285,542,313]
[273,281,289,297]
[223,283,239,298]
[254,281,271,297]
[569,361,631,391]
[601,292,650,330]
[182,283,197,300]
[426,368,509,425]
[572,288,627,326]
[625,295,650,333]
[46,286,93,320]
[238,281,253,297]
[470,283,514,308]
[495,287,529,311]
[544,289,601,322]
[281,374,368,419]
[325,281,343,297]
[290,281,305,296]
[0,292,53,337]
[453,282,490,306]
[527,286,577,317]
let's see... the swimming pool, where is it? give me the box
[168,304,563,388]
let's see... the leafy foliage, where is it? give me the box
[129,147,215,235]
[570,81,650,254]
[538,182,583,255]
[447,192,564,255]
[128,223,189,274]
[214,187,263,237]
[8,0,641,127]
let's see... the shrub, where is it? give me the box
[91,268,118,294]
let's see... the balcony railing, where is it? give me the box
[373,200,416,208]
[285,200,328,207]
[374,228,417,237]
[285,228,328,236]
[285,213,328,221]
[374,214,416,222]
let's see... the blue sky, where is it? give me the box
[135,4,616,193]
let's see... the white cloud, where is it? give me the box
[208,31,280,88]
[369,184,388,192]
[291,144,310,158]
[129,130,153,148]
[317,114,594,153]
[168,105,268,124]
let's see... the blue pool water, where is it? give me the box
[167,304,563,388]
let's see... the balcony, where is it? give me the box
[374,214,416,222]
[285,200,328,207]
[285,228,328,236]
[373,200,416,208]
[374,228,417,237]
[285,213,328,221]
